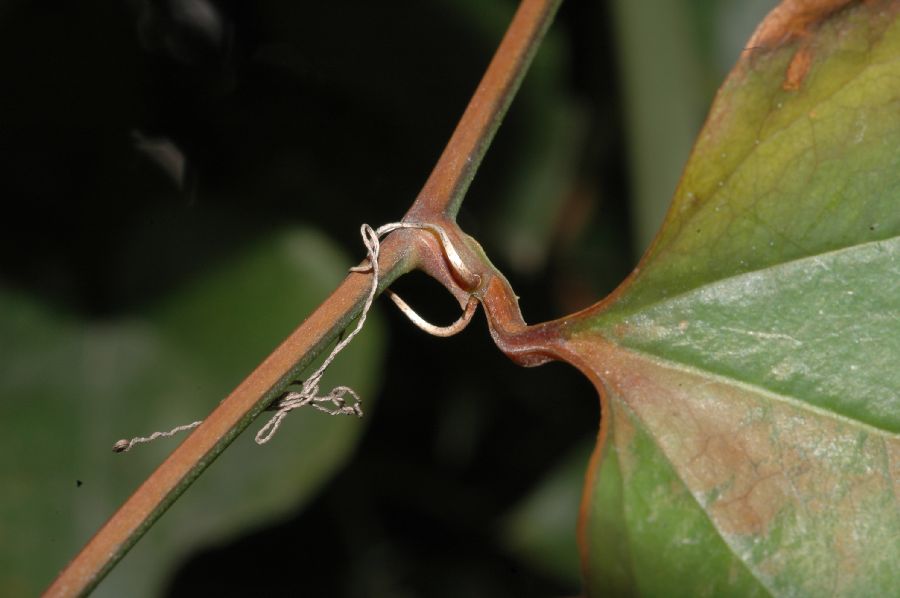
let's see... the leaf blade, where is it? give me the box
[572,335,899,596]
[567,2,900,595]
[581,398,770,597]
[589,3,900,318]
[597,236,900,432]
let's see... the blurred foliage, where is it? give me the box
[0,0,774,596]
[501,440,593,583]
[612,0,778,250]
[0,230,384,597]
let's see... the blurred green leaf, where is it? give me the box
[487,14,582,277]
[568,4,900,595]
[611,0,709,252]
[0,228,384,597]
[612,0,778,252]
[501,440,591,586]
[492,99,585,277]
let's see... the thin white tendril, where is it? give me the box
[387,291,478,337]
[254,223,382,444]
[112,421,202,453]
[257,222,481,441]
[112,222,480,452]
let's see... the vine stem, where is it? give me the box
[43,1,562,595]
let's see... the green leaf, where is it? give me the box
[611,0,780,251]
[0,228,384,598]
[565,3,900,595]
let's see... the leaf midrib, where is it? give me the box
[605,335,900,438]
[598,232,900,332]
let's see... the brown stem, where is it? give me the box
[407,0,562,220]
[43,236,417,598]
[43,1,563,596]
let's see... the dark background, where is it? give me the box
[0,1,773,595]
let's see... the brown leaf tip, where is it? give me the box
[747,0,858,49]
[783,44,814,90]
